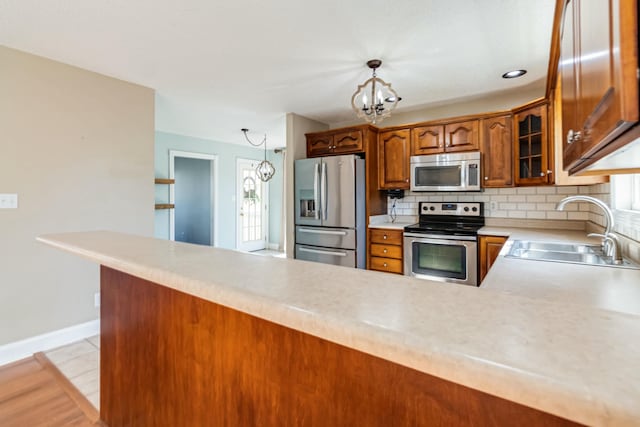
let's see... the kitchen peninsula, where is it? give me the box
[38,231,640,426]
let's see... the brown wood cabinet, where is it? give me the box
[411,120,479,156]
[445,119,480,152]
[307,133,334,157]
[479,235,508,283]
[481,115,513,187]
[514,102,552,185]
[378,129,410,189]
[411,124,444,155]
[559,0,638,173]
[369,228,403,274]
[306,127,364,157]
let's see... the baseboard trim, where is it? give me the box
[0,319,99,366]
[268,242,280,250]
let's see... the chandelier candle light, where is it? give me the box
[351,59,401,124]
[241,128,276,182]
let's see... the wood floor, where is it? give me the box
[0,353,101,426]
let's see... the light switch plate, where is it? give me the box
[0,194,18,209]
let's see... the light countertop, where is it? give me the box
[479,226,640,316]
[368,214,416,230]
[38,231,640,427]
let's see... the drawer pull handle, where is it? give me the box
[383,262,388,267]
[383,235,387,239]
[383,249,387,253]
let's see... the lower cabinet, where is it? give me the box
[479,235,508,283]
[369,228,403,274]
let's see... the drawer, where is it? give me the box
[370,243,403,259]
[370,257,403,274]
[370,229,403,245]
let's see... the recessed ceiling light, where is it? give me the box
[502,69,527,79]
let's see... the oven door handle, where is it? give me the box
[403,232,477,242]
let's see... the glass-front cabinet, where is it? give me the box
[514,103,552,185]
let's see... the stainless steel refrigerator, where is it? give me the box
[294,154,366,268]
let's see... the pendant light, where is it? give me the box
[351,59,401,124]
[241,128,275,182]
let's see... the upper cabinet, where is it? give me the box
[306,127,365,157]
[378,129,410,189]
[307,133,334,157]
[411,125,444,155]
[445,120,480,153]
[411,120,479,156]
[481,115,513,187]
[514,103,552,185]
[559,0,639,173]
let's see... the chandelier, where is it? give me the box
[241,128,275,182]
[351,59,401,124]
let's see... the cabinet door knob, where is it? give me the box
[547,170,553,175]
[383,262,388,267]
[484,176,488,180]
[383,249,388,253]
[567,129,582,144]
[540,172,545,177]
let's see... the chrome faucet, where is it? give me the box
[555,195,623,264]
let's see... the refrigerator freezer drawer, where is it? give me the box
[295,226,356,250]
[295,245,356,268]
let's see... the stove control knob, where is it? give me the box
[429,206,435,211]
[472,207,478,212]
[464,207,469,212]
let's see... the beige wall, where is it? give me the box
[284,113,328,257]
[0,46,154,344]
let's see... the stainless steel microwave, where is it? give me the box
[410,151,481,192]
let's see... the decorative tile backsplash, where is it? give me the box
[388,182,639,237]
[388,184,608,221]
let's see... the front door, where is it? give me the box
[236,158,268,252]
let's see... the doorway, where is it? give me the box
[236,158,268,252]
[169,150,218,246]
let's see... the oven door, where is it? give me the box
[403,233,478,286]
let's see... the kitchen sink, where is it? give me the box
[505,240,640,269]
[508,240,599,254]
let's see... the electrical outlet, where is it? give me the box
[94,292,100,308]
[489,201,498,211]
[0,194,18,209]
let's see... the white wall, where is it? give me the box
[0,46,155,345]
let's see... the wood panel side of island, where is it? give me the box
[100,266,580,427]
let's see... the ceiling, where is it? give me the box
[0,0,557,148]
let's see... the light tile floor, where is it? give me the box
[45,336,100,409]
[250,249,286,258]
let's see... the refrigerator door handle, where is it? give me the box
[321,162,328,220]
[298,228,348,236]
[298,247,347,257]
[313,162,320,220]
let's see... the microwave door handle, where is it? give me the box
[313,163,320,220]
[460,164,466,189]
[321,162,328,220]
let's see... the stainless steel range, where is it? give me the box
[404,202,484,286]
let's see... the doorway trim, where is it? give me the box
[169,150,219,246]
